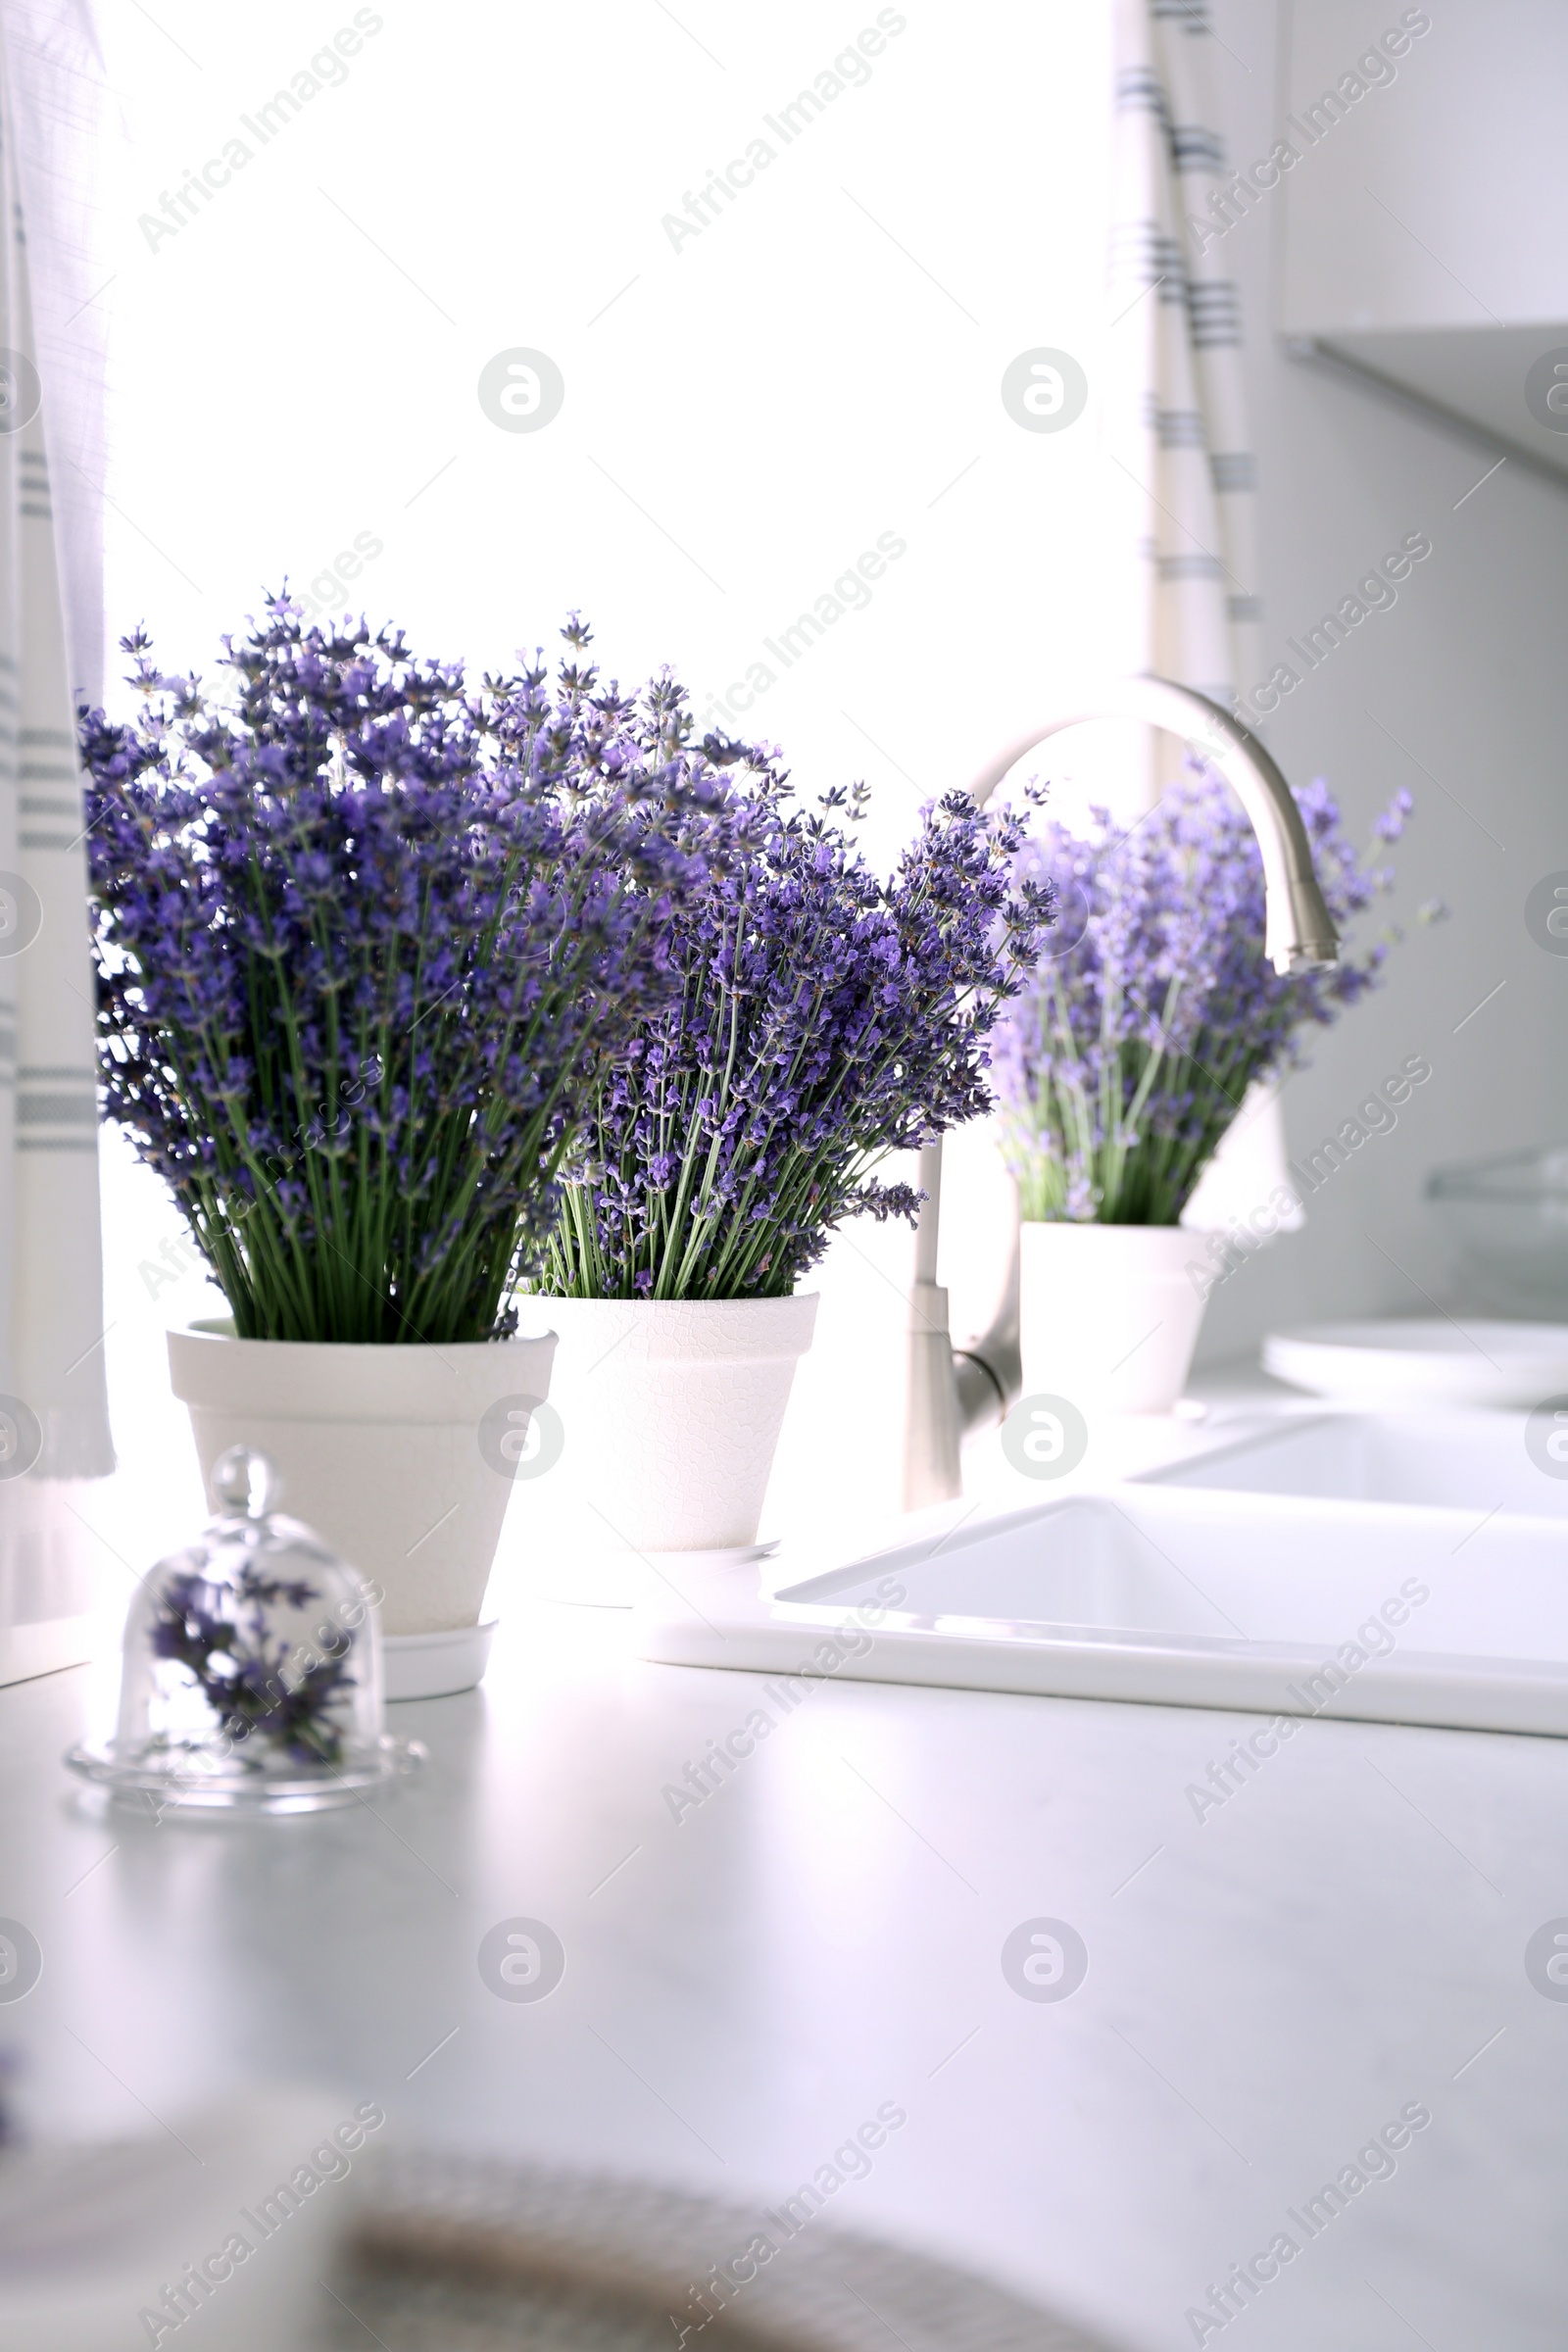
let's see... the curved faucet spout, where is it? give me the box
[964,676,1340,974]
[902,676,1340,1512]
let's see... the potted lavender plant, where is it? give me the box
[992,768,1413,1413]
[521,742,1045,1572]
[81,606,727,1693]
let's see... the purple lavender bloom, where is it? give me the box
[81,603,734,1343]
[992,764,1415,1225]
[151,1562,351,1767]
[540,769,1051,1299]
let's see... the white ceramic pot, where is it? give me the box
[512,1293,817,1593]
[167,1319,557,1697]
[1018,1222,1213,1416]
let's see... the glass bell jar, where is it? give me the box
[68,1446,421,1814]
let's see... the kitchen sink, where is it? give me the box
[1135,1408,1565,1519]
[635,1417,1568,1736]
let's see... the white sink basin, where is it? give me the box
[636,1418,1568,1736]
[1137,1408,1566,1519]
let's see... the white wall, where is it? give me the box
[1194,0,1568,1363]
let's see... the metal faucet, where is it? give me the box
[902,676,1341,1509]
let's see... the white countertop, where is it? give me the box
[4,1366,1566,2352]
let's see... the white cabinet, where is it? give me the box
[1270,0,1568,472]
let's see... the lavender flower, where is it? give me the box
[150,1563,352,1767]
[81,604,735,1343]
[993,766,1416,1225]
[540,759,1051,1299]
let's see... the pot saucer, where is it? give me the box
[382,1620,498,1700]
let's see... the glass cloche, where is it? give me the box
[68,1446,421,1813]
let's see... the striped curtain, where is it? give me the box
[0,3,113,1493]
[1106,0,1261,726]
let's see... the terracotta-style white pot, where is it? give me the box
[1018,1222,1213,1415]
[512,1293,817,1588]
[167,1319,557,1696]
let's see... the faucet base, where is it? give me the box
[902,1279,962,1510]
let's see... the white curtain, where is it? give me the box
[4,0,108,708]
[1105,0,1291,1230]
[0,0,113,1495]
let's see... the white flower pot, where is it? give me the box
[167,1319,558,1697]
[511,1293,817,1594]
[1018,1222,1213,1416]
